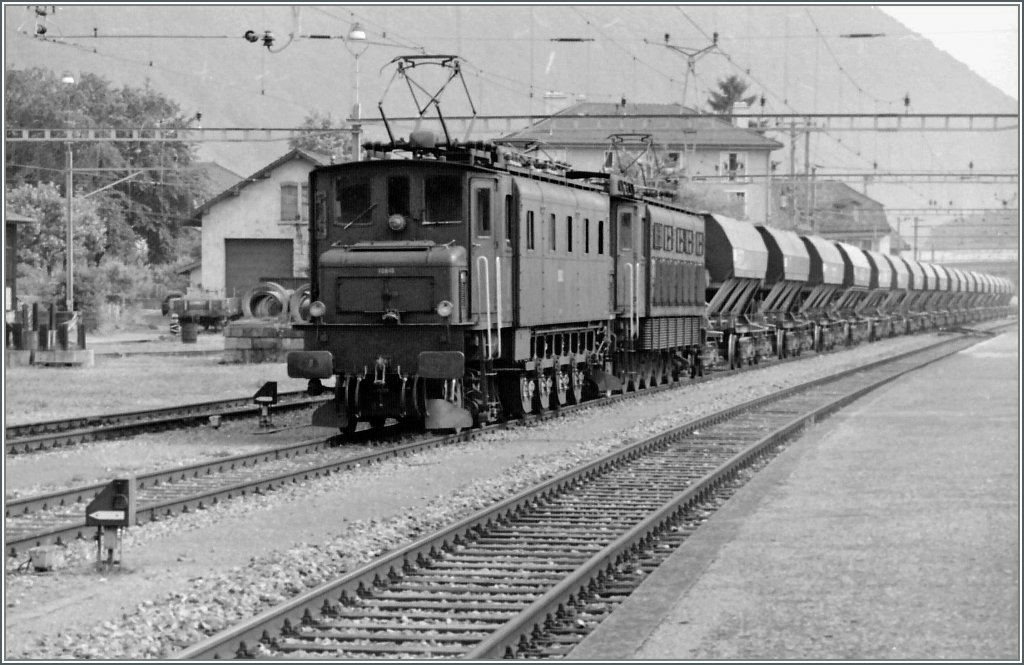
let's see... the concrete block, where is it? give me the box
[33,349,95,367]
[29,545,64,571]
[6,349,34,367]
[280,337,305,350]
[224,337,253,350]
[251,337,281,350]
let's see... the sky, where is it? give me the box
[879,4,1020,101]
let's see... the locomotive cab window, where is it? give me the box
[334,176,373,226]
[387,176,411,218]
[424,175,463,224]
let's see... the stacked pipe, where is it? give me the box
[241,282,311,323]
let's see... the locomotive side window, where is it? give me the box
[549,213,557,251]
[619,211,632,251]
[597,220,605,254]
[474,186,491,236]
[334,176,373,226]
[567,216,573,253]
[387,176,410,217]
[424,175,462,224]
[526,210,536,250]
[584,218,590,253]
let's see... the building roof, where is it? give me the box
[5,210,37,224]
[499,101,783,151]
[176,260,201,275]
[777,180,892,236]
[188,147,331,225]
[194,162,245,197]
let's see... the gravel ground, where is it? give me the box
[2,333,967,659]
[4,321,304,426]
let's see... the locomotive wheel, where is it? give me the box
[639,361,655,389]
[568,364,584,405]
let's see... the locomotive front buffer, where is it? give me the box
[85,477,136,568]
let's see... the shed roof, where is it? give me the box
[188,147,331,225]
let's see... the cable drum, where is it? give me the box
[242,282,290,319]
[288,283,312,323]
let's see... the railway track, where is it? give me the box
[5,324,1009,561]
[172,328,1000,659]
[4,390,329,455]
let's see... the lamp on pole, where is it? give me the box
[61,71,75,312]
[344,22,369,162]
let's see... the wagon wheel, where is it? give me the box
[553,366,570,407]
[638,360,655,389]
[568,364,584,405]
[535,373,551,414]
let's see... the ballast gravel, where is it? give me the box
[4,334,949,659]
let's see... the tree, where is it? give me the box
[289,110,351,161]
[706,75,758,114]
[5,182,106,275]
[5,67,211,264]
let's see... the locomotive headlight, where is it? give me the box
[436,300,454,318]
[309,300,327,318]
[387,213,407,232]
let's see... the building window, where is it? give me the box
[719,152,747,182]
[725,191,747,219]
[280,183,309,221]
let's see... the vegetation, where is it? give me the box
[288,110,351,162]
[5,67,208,328]
[706,75,758,114]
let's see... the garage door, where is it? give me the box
[224,239,293,297]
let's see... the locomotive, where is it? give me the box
[286,56,1014,435]
[285,131,1013,434]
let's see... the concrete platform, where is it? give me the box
[30,349,95,367]
[571,329,1019,661]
